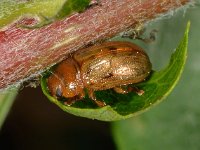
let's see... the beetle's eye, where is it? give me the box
[55,86,62,98]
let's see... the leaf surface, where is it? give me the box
[41,22,189,121]
[0,88,18,128]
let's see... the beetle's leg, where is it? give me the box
[122,26,157,43]
[121,28,144,40]
[114,86,144,96]
[64,95,80,106]
[136,29,158,43]
[113,86,129,94]
[88,89,106,107]
[128,86,144,96]
[64,92,85,106]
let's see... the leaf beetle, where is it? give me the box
[47,41,152,107]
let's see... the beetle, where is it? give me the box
[47,41,152,107]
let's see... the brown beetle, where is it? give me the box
[47,41,152,107]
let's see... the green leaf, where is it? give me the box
[112,18,196,150]
[41,22,190,121]
[55,0,91,20]
[0,0,91,28]
[0,88,18,129]
[22,0,91,28]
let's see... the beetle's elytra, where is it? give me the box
[47,41,152,107]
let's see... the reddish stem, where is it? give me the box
[0,0,191,89]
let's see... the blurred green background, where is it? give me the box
[0,2,200,150]
[112,2,200,150]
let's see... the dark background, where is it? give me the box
[0,87,116,150]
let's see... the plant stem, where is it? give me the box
[0,0,192,89]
